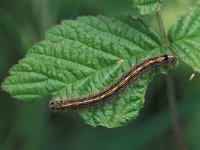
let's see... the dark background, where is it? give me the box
[0,0,200,150]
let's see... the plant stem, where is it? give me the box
[167,73,186,150]
[156,11,169,47]
[156,10,186,150]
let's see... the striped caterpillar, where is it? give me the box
[50,54,177,110]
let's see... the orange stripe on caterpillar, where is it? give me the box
[50,54,177,110]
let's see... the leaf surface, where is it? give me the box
[2,16,163,127]
[168,5,200,72]
[133,0,162,16]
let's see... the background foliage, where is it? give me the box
[0,0,200,149]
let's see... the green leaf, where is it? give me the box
[168,5,200,72]
[133,0,162,16]
[2,15,163,128]
[79,75,152,128]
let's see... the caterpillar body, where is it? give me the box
[50,54,177,110]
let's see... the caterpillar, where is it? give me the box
[50,54,177,110]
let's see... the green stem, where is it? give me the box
[156,11,169,47]
[156,10,186,150]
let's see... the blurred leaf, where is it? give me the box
[2,15,164,127]
[84,0,138,15]
[0,7,26,77]
[0,7,24,51]
[133,0,162,16]
[185,101,200,150]
[0,43,10,74]
[168,5,200,72]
